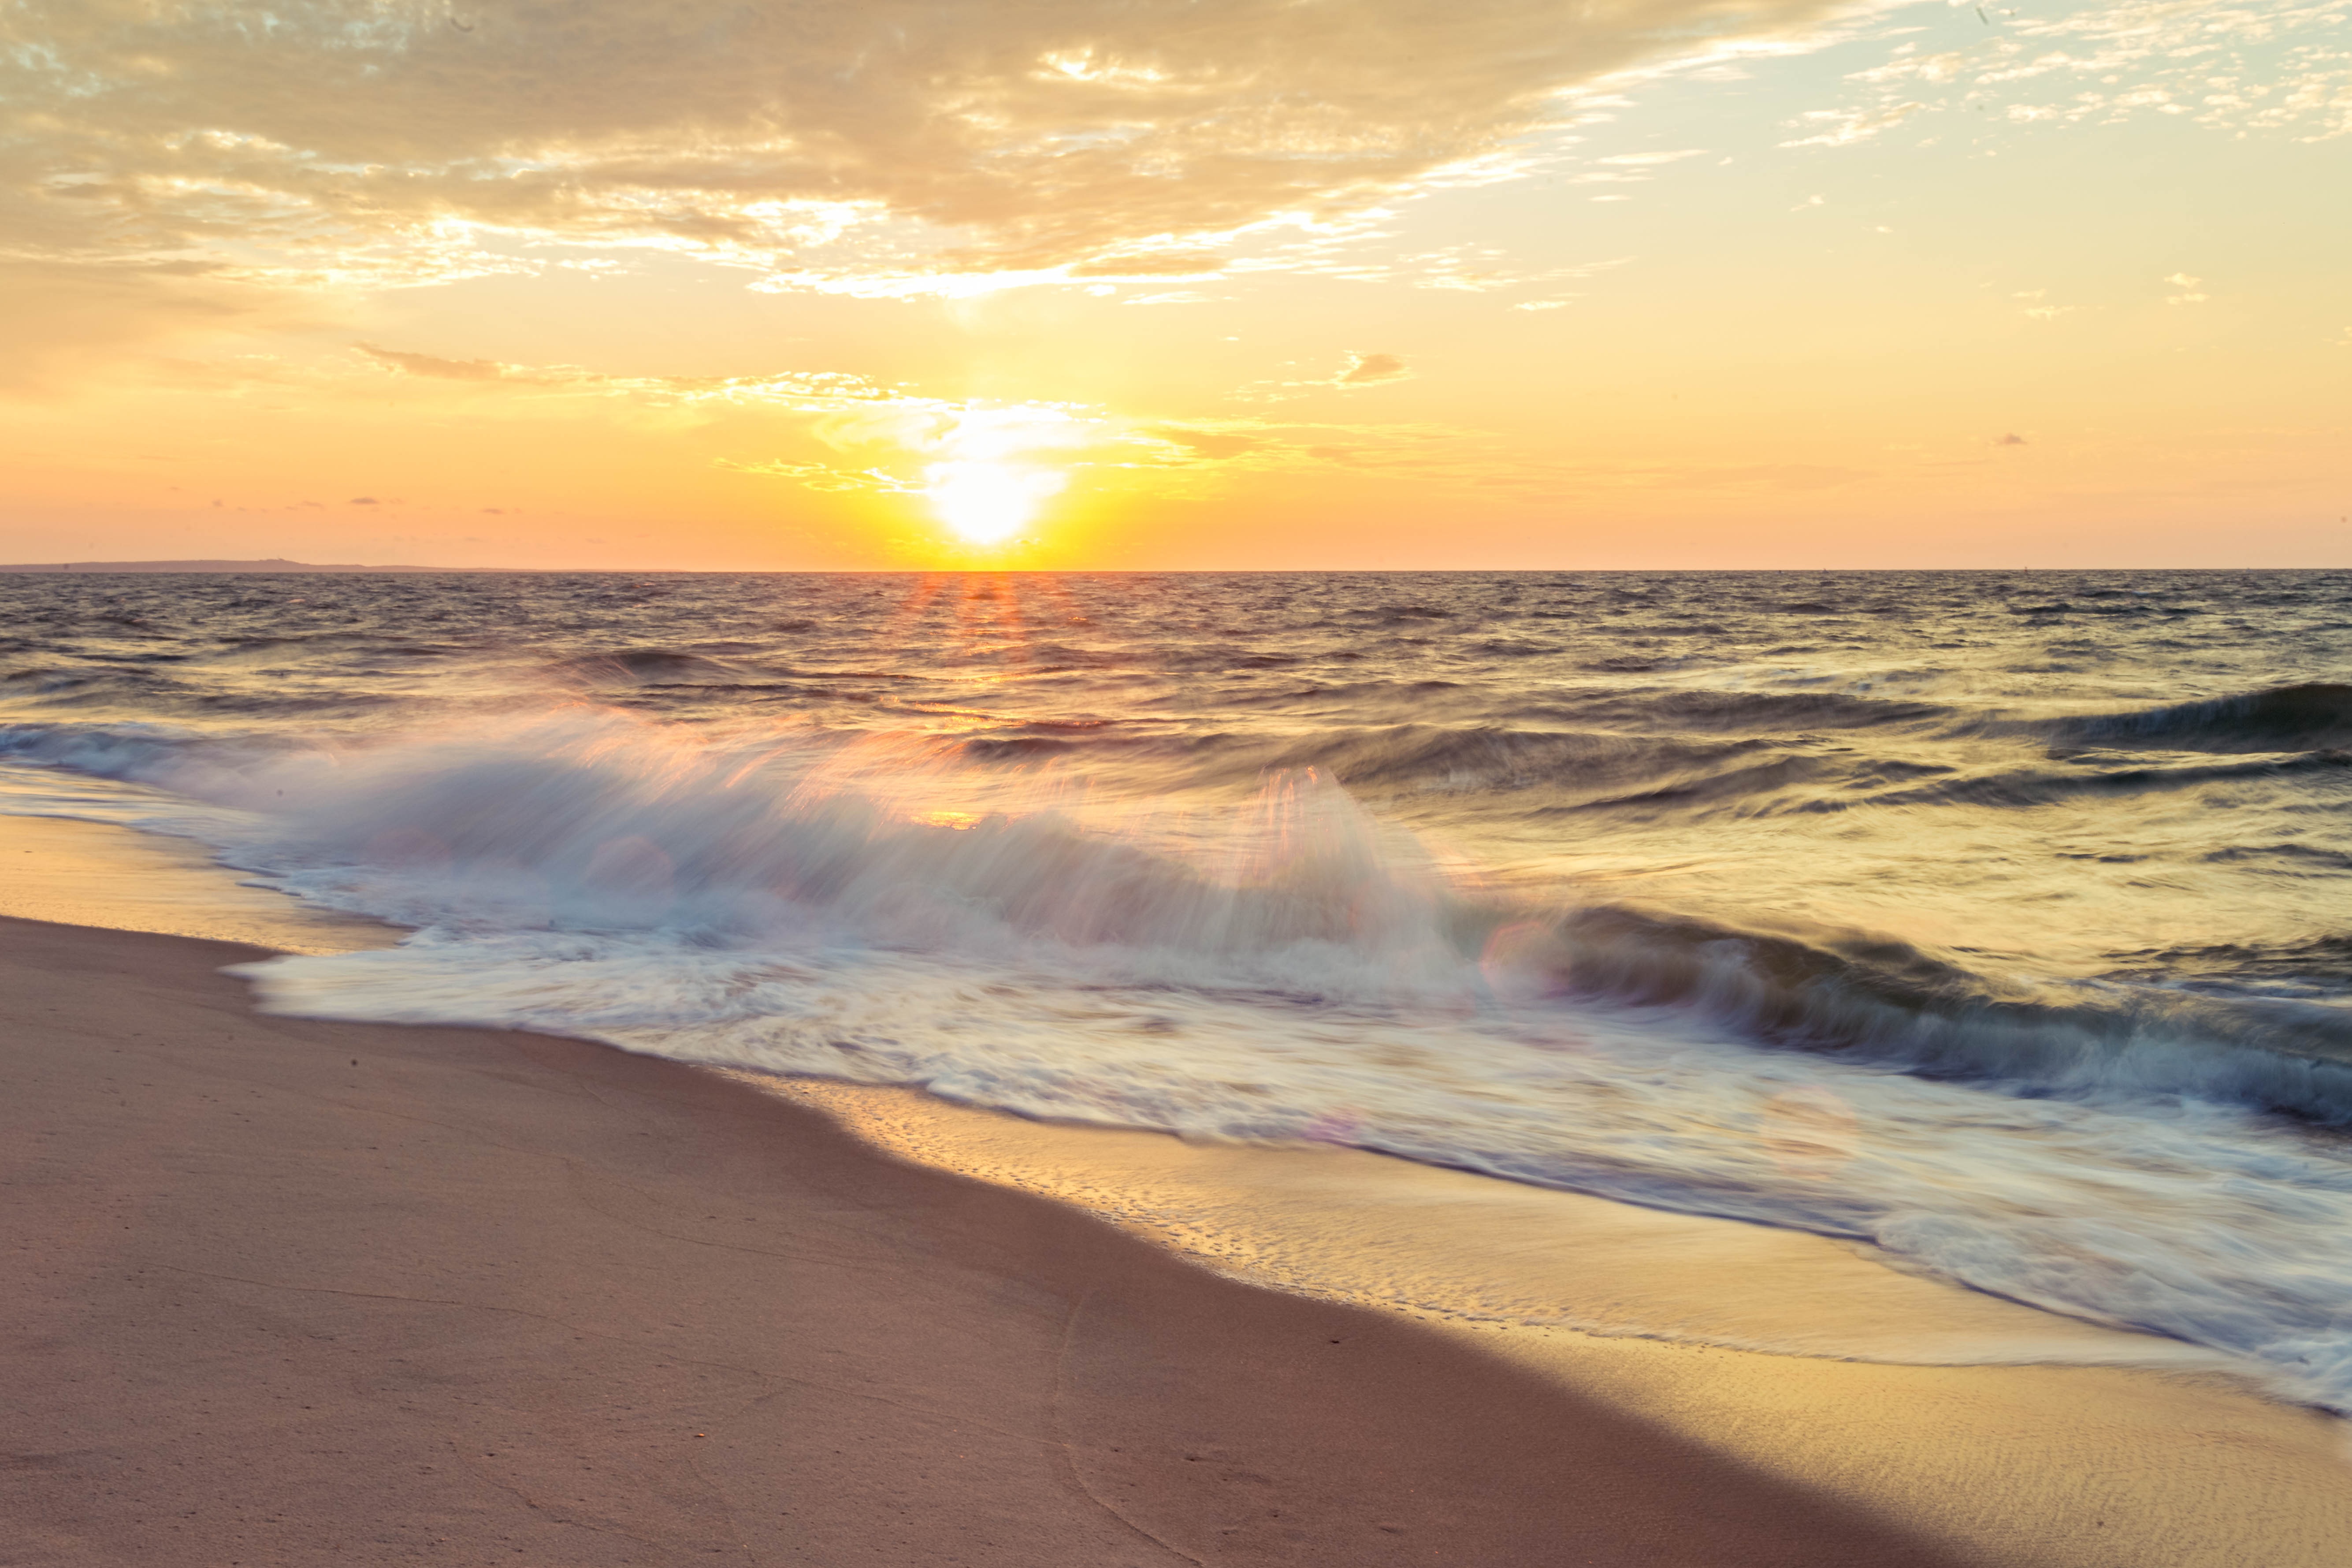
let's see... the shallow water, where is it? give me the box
[3,568,2348,1404]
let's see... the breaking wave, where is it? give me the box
[59,706,2322,1410]
[3,562,2351,1413]
[7,708,2352,1120]
[2052,682,2352,754]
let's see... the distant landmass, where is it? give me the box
[0,558,501,574]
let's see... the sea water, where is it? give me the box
[3,569,2348,1404]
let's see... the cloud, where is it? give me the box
[1385,246,1630,297]
[0,259,288,391]
[356,345,529,382]
[1228,347,1423,402]
[1593,149,1714,167]
[2164,273,2209,305]
[1450,456,1876,496]
[338,348,899,412]
[1781,100,1930,148]
[1812,0,2352,154]
[2,0,1847,325]
[1337,352,1413,387]
[1068,252,1229,279]
[1142,425,1263,460]
[726,399,1119,502]
[719,460,887,494]
[1993,432,2027,446]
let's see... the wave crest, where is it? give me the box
[2053,683,2352,754]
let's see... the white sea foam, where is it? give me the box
[7,706,2352,1408]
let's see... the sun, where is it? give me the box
[924,458,1066,545]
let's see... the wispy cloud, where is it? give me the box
[1141,426,1264,460]
[356,345,536,383]
[1800,0,2352,152]
[1,0,1848,347]
[1337,352,1414,387]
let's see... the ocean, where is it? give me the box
[4,568,2349,1405]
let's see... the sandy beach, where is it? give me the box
[3,809,2350,1564]
[0,911,1988,1566]
[788,1083,2352,1568]
[7,0,2345,1549]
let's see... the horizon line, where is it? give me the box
[4,559,2349,577]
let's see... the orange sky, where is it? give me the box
[3,0,2346,569]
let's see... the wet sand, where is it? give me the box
[3,812,2346,1566]
[0,813,396,955]
[0,914,1971,1566]
[786,1082,2352,1568]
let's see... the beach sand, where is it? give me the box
[2,914,1968,1566]
[0,814,395,955]
[3,815,2346,1565]
[783,1083,2352,1568]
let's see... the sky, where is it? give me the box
[2,0,2346,570]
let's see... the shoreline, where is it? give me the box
[766,1079,2352,1567]
[1,914,1970,1565]
[3,815,2348,1563]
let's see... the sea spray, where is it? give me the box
[2,567,2348,1406]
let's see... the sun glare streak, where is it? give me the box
[924,459,1066,544]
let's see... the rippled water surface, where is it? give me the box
[4,569,2349,1402]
